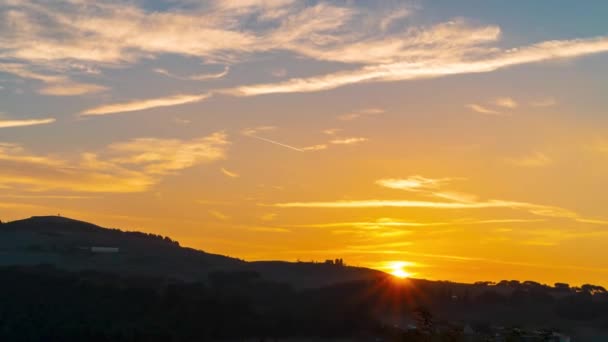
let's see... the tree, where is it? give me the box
[581,284,607,295]
[413,307,433,334]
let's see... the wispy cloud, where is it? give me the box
[376,176,475,203]
[0,132,228,192]
[301,144,328,151]
[0,118,55,129]
[233,36,608,96]
[221,167,240,178]
[338,108,385,121]
[82,94,210,116]
[107,132,228,175]
[39,82,107,96]
[376,176,449,191]
[329,137,368,145]
[493,97,518,109]
[297,217,543,230]
[3,1,608,105]
[241,126,277,134]
[322,128,342,135]
[271,68,287,78]
[432,191,478,203]
[273,196,608,225]
[531,97,557,107]
[379,8,411,31]
[273,199,532,209]
[505,152,553,167]
[273,174,608,225]
[154,66,230,81]
[467,104,501,115]
[0,63,106,96]
[259,213,278,221]
[208,210,230,221]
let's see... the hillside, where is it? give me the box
[2,216,608,340]
[0,216,382,288]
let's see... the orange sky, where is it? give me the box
[1,0,608,286]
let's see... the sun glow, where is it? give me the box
[388,261,412,278]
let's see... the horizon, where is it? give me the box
[3,213,606,289]
[1,1,608,288]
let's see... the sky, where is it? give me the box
[1,0,608,286]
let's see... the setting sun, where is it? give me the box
[388,262,412,279]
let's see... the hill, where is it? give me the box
[0,216,382,288]
[2,216,608,340]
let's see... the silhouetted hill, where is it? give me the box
[1,216,608,340]
[3,215,107,233]
[0,216,382,288]
[0,215,243,281]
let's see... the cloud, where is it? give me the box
[2,1,607,106]
[301,144,328,151]
[379,8,411,31]
[232,36,608,96]
[173,117,191,125]
[0,132,228,193]
[0,63,106,96]
[271,174,608,224]
[0,194,98,200]
[221,167,240,178]
[296,218,442,229]
[338,108,385,121]
[432,191,478,203]
[322,128,341,135]
[271,68,287,77]
[494,97,518,109]
[8,1,603,114]
[39,82,107,96]
[106,132,228,175]
[531,97,557,107]
[272,195,608,225]
[247,226,290,233]
[467,104,501,115]
[259,213,278,221]
[0,118,55,129]
[377,175,478,203]
[329,137,368,145]
[273,199,533,209]
[154,66,229,81]
[272,199,592,220]
[376,176,449,191]
[505,152,553,167]
[208,210,230,221]
[241,126,278,136]
[82,94,210,116]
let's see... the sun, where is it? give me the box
[388,261,412,279]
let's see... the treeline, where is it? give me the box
[1,265,608,341]
[0,265,384,341]
[474,279,607,295]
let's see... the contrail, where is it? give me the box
[246,134,304,152]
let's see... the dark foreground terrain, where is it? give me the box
[1,216,608,341]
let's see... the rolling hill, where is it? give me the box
[0,215,383,288]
